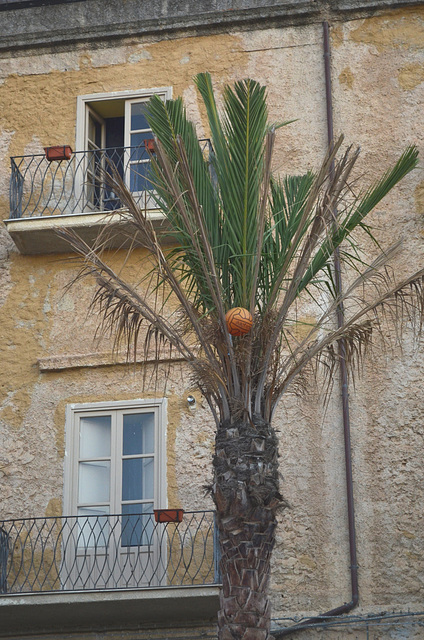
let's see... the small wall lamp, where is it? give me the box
[187,395,196,408]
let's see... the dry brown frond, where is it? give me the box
[270,268,424,414]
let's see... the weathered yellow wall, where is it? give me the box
[0,6,423,628]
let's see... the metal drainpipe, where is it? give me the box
[275,20,359,638]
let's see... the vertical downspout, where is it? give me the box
[275,21,359,638]
[322,16,359,613]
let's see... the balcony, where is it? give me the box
[0,510,221,636]
[4,141,212,254]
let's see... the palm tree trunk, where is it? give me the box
[213,417,282,640]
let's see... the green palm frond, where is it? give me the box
[195,72,270,309]
[62,74,421,425]
[259,172,315,301]
[298,145,419,294]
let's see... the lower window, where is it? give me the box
[63,399,167,588]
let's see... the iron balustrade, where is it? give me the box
[9,141,212,219]
[0,511,220,594]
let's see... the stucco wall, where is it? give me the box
[0,4,423,636]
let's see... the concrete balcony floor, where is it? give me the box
[0,584,220,637]
[4,209,173,255]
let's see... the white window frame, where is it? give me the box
[62,398,167,589]
[75,87,172,153]
[84,106,106,211]
[124,97,154,198]
[75,87,172,213]
[63,398,168,518]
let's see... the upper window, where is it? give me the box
[76,87,172,211]
[5,87,173,255]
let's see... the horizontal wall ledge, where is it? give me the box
[38,350,185,372]
[0,0,423,53]
[0,585,221,637]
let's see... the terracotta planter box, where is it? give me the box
[144,138,155,153]
[44,145,73,161]
[154,509,184,523]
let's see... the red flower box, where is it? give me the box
[144,138,155,153]
[154,509,184,523]
[44,145,73,161]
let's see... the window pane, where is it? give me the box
[131,102,149,131]
[80,415,111,458]
[88,114,102,147]
[79,461,110,503]
[121,503,153,547]
[77,507,110,549]
[86,149,104,180]
[123,413,154,455]
[130,162,150,192]
[130,132,151,161]
[122,457,154,501]
[86,181,102,209]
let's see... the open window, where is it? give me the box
[76,87,172,212]
[5,87,173,254]
[85,106,106,210]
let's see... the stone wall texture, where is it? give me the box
[0,2,423,639]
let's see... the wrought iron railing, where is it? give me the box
[9,141,212,219]
[0,510,220,594]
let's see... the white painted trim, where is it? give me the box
[85,105,106,149]
[78,87,173,103]
[68,398,167,412]
[75,106,106,209]
[63,403,74,519]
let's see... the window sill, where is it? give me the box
[4,209,172,255]
[0,585,220,636]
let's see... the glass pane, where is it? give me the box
[122,457,154,501]
[86,181,102,209]
[130,132,151,161]
[77,507,109,549]
[130,102,149,131]
[86,151,96,173]
[80,415,111,458]
[123,413,154,455]
[78,461,110,503]
[87,149,104,176]
[121,503,153,547]
[130,162,150,192]
[88,114,102,147]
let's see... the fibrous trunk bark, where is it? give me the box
[213,416,282,640]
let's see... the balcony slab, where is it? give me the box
[4,209,172,255]
[0,585,220,637]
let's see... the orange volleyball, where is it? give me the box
[225,307,253,336]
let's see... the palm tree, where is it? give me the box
[64,73,422,640]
